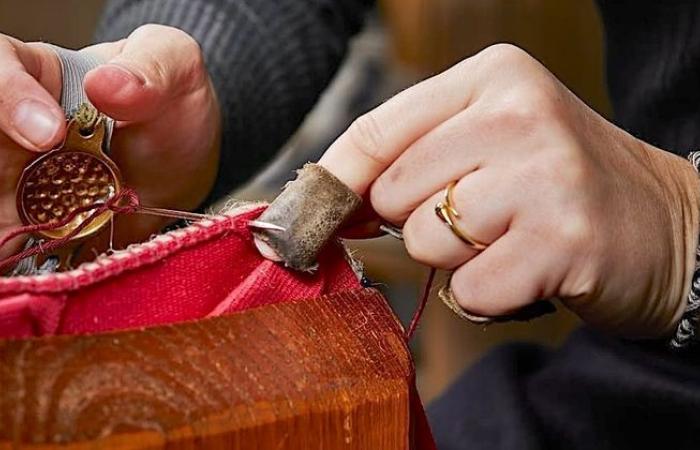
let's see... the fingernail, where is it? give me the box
[12,100,62,149]
[253,237,283,262]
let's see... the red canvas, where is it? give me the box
[0,206,360,338]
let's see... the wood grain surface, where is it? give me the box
[0,289,414,449]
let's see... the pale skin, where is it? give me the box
[318,44,700,338]
[0,27,697,338]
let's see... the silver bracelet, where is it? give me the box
[670,151,700,349]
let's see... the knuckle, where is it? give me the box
[478,87,560,136]
[515,84,558,117]
[133,23,181,39]
[368,176,396,221]
[402,220,435,265]
[347,112,389,167]
[133,24,206,88]
[476,43,563,120]
[479,43,531,67]
[369,164,416,223]
[131,23,171,38]
[449,271,525,317]
[138,24,202,53]
[448,275,479,313]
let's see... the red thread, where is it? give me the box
[0,187,140,273]
[405,267,436,341]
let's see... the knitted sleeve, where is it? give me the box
[95,0,373,201]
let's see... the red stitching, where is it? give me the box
[0,206,266,295]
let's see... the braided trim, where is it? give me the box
[670,151,700,349]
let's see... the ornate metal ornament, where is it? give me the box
[16,115,122,241]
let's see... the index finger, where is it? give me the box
[318,57,478,194]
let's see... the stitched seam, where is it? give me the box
[0,205,264,295]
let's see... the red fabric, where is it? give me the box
[0,207,360,338]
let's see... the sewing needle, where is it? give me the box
[135,206,214,221]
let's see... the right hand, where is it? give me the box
[0,25,222,261]
[317,44,700,338]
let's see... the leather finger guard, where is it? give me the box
[253,163,362,272]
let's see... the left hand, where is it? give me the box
[0,25,220,262]
[319,43,700,338]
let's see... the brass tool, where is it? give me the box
[16,116,122,241]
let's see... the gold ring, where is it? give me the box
[434,181,488,251]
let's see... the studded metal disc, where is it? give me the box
[16,120,121,241]
[17,120,121,243]
[18,151,119,240]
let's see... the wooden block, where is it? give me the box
[0,289,417,449]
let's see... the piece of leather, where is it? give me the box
[253,163,362,271]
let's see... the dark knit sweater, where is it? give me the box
[97,1,700,449]
[96,0,700,196]
[599,0,700,155]
[96,0,372,201]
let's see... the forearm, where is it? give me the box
[95,0,373,201]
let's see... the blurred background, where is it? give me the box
[1,0,609,402]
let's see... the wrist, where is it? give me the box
[656,148,700,346]
[616,142,700,338]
